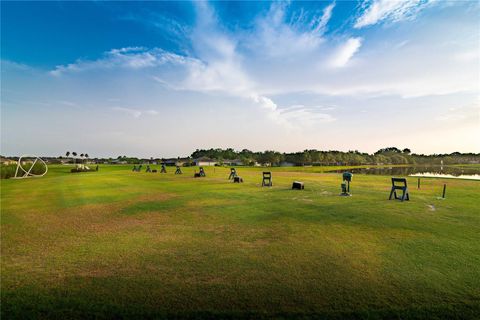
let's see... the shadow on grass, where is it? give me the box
[2,286,479,320]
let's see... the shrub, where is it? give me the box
[70,166,95,173]
[1,163,47,179]
[1,165,16,179]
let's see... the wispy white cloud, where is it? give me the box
[329,37,363,68]
[317,2,336,33]
[354,0,433,28]
[120,13,190,46]
[251,2,335,58]
[37,1,478,135]
[249,95,336,128]
[50,47,191,76]
[45,0,477,100]
[279,104,336,126]
[1,59,33,71]
[57,100,77,107]
[177,1,338,129]
[111,107,158,118]
[435,104,479,122]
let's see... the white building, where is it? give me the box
[193,157,218,166]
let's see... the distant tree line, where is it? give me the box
[190,147,480,166]
[3,147,479,167]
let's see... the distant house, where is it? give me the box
[42,157,62,164]
[280,161,295,167]
[59,158,72,165]
[163,158,176,166]
[223,159,244,166]
[163,157,191,166]
[193,157,217,166]
[177,157,191,166]
[0,156,17,165]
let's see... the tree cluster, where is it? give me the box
[65,151,89,164]
[190,148,479,166]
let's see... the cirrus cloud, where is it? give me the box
[354,0,434,28]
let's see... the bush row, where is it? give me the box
[0,163,46,179]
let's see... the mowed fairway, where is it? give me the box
[1,165,479,319]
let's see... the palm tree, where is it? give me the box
[66,151,71,164]
[80,154,84,164]
[72,152,77,164]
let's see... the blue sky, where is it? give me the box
[1,0,479,157]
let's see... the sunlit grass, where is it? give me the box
[1,165,479,319]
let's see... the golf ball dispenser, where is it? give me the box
[228,168,237,180]
[340,172,352,196]
[194,167,206,178]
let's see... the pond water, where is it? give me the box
[327,166,480,180]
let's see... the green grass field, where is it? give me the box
[1,165,479,319]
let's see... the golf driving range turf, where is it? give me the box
[1,165,479,319]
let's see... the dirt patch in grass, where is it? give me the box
[1,192,181,284]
